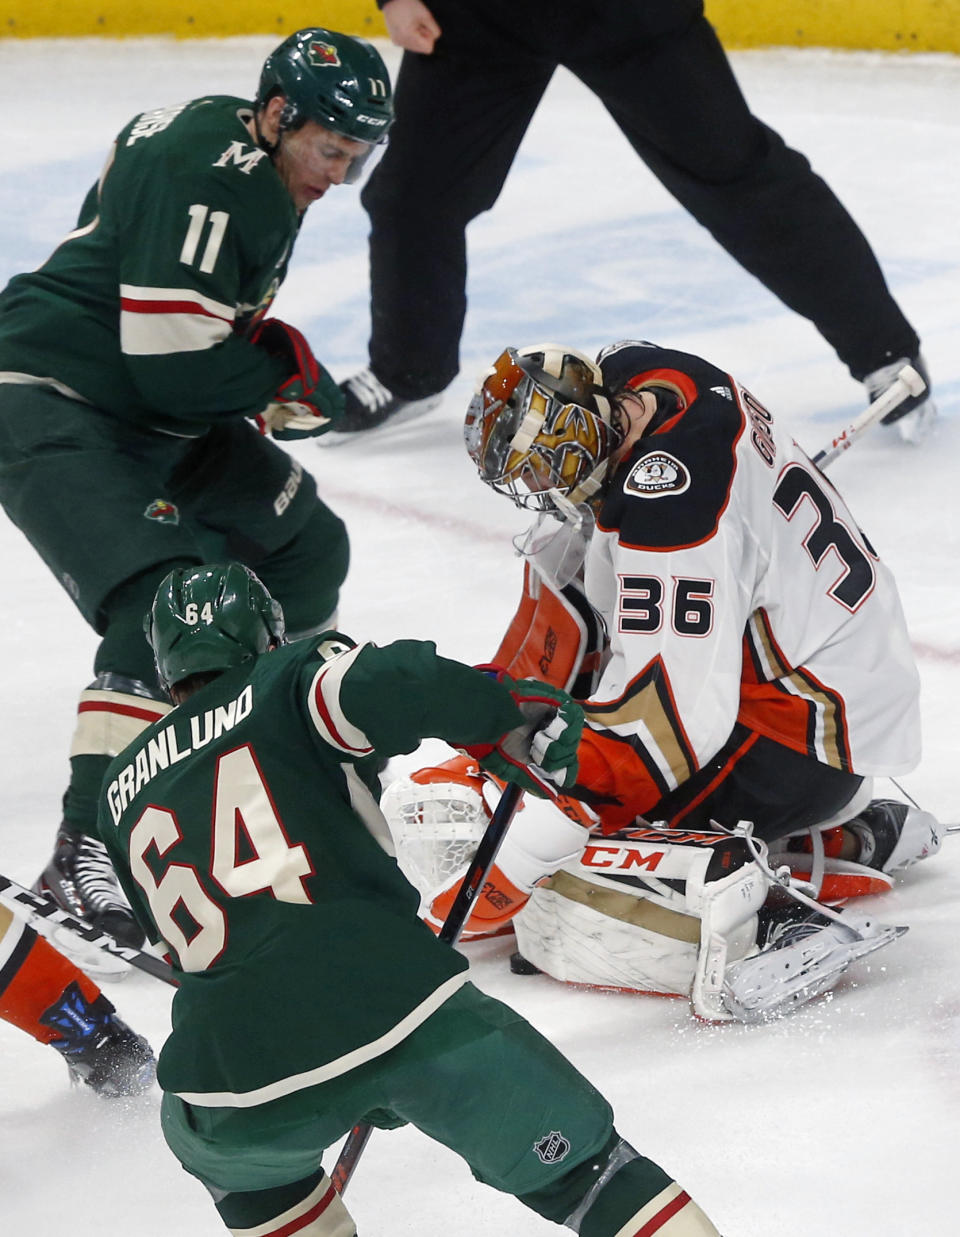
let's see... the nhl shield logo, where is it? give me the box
[624,450,690,499]
[308,40,341,67]
[143,499,180,525]
[533,1130,571,1165]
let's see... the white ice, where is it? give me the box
[0,36,958,1237]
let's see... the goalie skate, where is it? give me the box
[721,910,906,1023]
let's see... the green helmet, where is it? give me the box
[256,27,393,147]
[145,564,285,693]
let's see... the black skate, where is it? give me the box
[327,366,441,435]
[41,981,156,1097]
[37,826,145,951]
[842,799,942,873]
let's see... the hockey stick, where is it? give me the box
[811,364,925,469]
[331,780,525,1194]
[0,872,176,987]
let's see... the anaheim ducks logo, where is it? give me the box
[308,41,341,67]
[533,1130,571,1164]
[624,450,690,499]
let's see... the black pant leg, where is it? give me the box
[570,14,919,377]
[361,39,554,398]
[648,725,864,843]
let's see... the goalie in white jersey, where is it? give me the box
[385,340,943,1021]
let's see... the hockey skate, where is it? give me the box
[842,798,943,872]
[863,353,937,444]
[769,798,943,900]
[36,826,145,960]
[326,366,441,435]
[40,981,156,1097]
[721,902,906,1023]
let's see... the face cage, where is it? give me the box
[477,381,612,511]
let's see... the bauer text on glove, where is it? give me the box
[251,318,345,438]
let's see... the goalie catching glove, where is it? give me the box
[461,670,584,796]
[251,318,344,439]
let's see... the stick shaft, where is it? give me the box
[811,364,925,469]
[0,873,176,986]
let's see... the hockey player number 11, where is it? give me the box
[179,203,230,275]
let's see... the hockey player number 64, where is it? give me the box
[128,744,313,971]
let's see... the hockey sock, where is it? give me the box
[62,753,114,838]
[0,911,102,1044]
[577,1146,718,1237]
[214,1170,356,1237]
[62,680,171,837]
[519,1131,718,1236]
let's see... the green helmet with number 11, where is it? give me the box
[255,27,394,147]
[145,564,286,693]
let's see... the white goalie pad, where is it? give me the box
[513,826,771,1017]
[721,913,907,1023]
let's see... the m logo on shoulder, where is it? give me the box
[214,141,268,175]
[624,451,690,498]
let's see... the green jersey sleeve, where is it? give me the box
[299,636,524,759]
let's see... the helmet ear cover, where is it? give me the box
[465,345,620,512]
[145,563,286,694]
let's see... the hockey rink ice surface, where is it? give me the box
[1,36,958,1237]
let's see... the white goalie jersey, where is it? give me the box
[578,342,921,816]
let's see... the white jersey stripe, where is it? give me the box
[173,970,469,1107]
[306,646,375,756]
[119,284,236,357]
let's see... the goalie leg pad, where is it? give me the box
[721,911,907,1023]
[513,830,769,1006]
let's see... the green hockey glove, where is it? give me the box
[464,674,584,797]
[252,318,345,439]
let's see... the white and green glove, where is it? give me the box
[464,672,583,797]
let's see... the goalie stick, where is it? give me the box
[811,364,925,469]
[330,781,525,1195]
[0,872,176,987]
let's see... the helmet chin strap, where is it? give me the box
[253,109,279,157]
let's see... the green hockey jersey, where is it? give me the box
[98,635,523,1108]
[0,96,298,435]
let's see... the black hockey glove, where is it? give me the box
[251,318,344,439]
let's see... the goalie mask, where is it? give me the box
[464,345,621,514]
[145,563,286,693]
[256,27,393,180]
